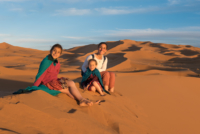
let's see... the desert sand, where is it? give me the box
[0,40,200,134]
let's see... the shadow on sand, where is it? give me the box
[60,41,127,70]
[0,128,20,134]
[65,41,124,54]
[122,45,142,52]
[163,54,200,77]
[106,53,127,69]
[0,78,32,97]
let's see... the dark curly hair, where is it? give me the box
[98,42,108,50]
[50,44,63,54]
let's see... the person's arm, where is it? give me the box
[81,55,93,72]
[98,57,108,72]
[33,70,47,86]
[33,57,51,87]
[82,82,89,90]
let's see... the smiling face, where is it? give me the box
[51,47,62,59]
[88,60,97,71]
[98,44,107,55]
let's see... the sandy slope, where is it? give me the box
[0,40,200,134]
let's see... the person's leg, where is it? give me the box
[100,71,110,91]
[66,80,83,101]
[90,86,96,92]
[109,72,115,92]
[93,81,104,96]
[59,88,75,99]
[86,85,101,105]
[64,80,93,106]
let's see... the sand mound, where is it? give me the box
[0,88,152,134]
[58,39,200,75]
[1,40,200,134]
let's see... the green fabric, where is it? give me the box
[13,55,61,96]
[13,85,61,96]
[35,55,58,82]
[81,68,110,94]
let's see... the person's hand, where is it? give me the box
[83,86,87,91]
[83,85,89,91]
[62,77,69,80]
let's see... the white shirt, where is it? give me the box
[82,54,108,72]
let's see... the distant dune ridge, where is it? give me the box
[1,40,200,134]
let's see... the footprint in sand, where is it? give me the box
[0,104,3,110]
[103,112,120,133]
[92,91,123,97]
[112,91,123,97]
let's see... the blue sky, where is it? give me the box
[0,0,200,50]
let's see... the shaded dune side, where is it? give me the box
[164,55,200,76]
[107,53,127,69]
[66,44,98,54]
[107,40,200,75]
[59,41,125,72]
[3,40,200,76]
[0,78,33,97]
[0,42,48,70]
[66,41,124,53]
[1,40,200,76]
[58,40,200,76]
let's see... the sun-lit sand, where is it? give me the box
[1,40,200,134]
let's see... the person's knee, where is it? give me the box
[104,71,109,76]
[90,86,96,92]
[104,71,110,79]
[110,72,115,78]
[92,81,97,85]
[67,80,75,87]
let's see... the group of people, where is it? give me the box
[29,42,115,106]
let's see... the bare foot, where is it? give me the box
[104,85,109,91]
[100,93,106,96]
[79,98,93,106]
[109,87,114,92]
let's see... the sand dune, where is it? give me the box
[1,40,200,134]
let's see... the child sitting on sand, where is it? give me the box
[81,59,110,96]
[14,44,93,106]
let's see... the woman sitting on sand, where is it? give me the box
[81,59,110,96]
[81,42,115,92]
[15,44,93,106]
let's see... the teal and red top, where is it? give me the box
[81,68,110,95]
[34,54,60,86]
[13,54,61,96]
